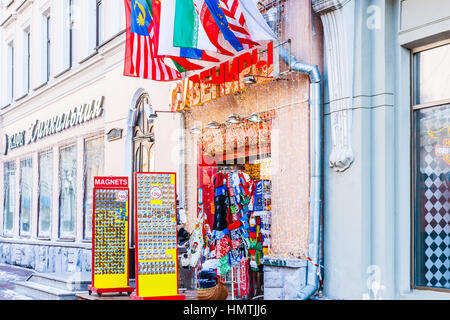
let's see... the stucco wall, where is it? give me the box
[320,0,450,300]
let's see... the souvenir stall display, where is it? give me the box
[88,177,134,297]
[192,168,273,300]
[131,172,185,300]
[182,107,274,299]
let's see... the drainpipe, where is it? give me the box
[179,112,185,209]
[279,45,323,300]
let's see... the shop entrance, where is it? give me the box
[195,112,274,299]
[130,93,155,278]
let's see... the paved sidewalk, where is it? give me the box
[77,289,232,300]
[0,263,35,300]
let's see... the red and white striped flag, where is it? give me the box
[199,0,277,53]
[123,0,181,81]
[193,0,237,56]
[219,0,259,49]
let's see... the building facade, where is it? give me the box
[177,0,323,300]
[0,0,448,301]
[0,0,182,275]
[314,0,450,299]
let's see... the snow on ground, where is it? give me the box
[0,264,35,300]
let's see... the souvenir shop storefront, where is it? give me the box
[173,38,321,299]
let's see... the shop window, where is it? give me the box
[96,0,103,46]
[133,94,155,173]
[180,0,312,298]
[38,150,53,238]
[3,161,16,236]
[69,0,75,68]
[83,135,104,240]
[45,15,51,82]
[19,158,33,236]
[413,43,450,105]
[59,144,77,239]
[185,87,311,298]
[413,43,450,290]
[23,28,31,95]
[7,42,14,103]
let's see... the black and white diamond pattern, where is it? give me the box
[420,115,450,289]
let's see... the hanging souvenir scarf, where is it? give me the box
[215,235,231,259]
[202,221,214,261]
[233,259,249,298]
[239,173,251,198]
[239,217,250,238]
[248,237,263,271]
[248,211,263,271]
[213,174,230,232]
[217,255,231,276]
[226,173,234,197]
[186,211,205,268]
[228,220,242,248]
[227,173,240,223]
[248,212,257,234]
[230,172,241,203]
[216,233,231,276]
[228,220,243,266]
[253,180,265,213]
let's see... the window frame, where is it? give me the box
[69,0,74,68]
[46,15,51,82]
[7,41,14,103]
[3,160,16,237]
[25,29,31,95]
[58,143,78,241]
[410,39,450,293]
[96,0,103,47]
[37,149,53,240]
[18,157,33,238]
[82,133,105,241]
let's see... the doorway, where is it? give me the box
[129,93,155,279]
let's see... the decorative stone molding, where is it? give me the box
[0,241,91,273]
[313,0,355,172]
[17,0,34,14]
[0,12,17,28]
[312,0,351,13]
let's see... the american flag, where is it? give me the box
[123,0,181,81]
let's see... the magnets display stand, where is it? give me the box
[131,172,185,300]
[88,177,134,296]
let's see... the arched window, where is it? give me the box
[133,93,155,173]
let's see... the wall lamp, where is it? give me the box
[190,126,202,135]
[207,121,221,129]
[227,114,242,124]
[145,107,176,120]
[243,74,274,85]
[247,113,263,123]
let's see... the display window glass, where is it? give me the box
[19,158,33,237]
[184,68,311,298]
[414,43,450,105]
[413,43,450,291]
[83,135,105,240]
[38,150,53,238]
[59,144,77,239]
[3,161,16,236]
[413,104,450,290]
